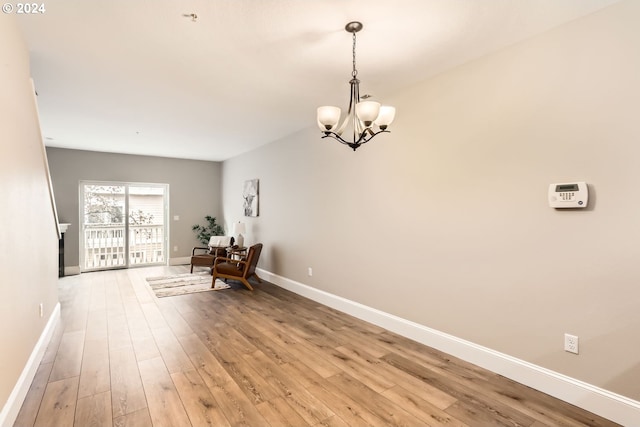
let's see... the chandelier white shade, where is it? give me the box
[317,106,341,130]
[317,21,396,151]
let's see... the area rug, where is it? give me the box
[145,272,230,298]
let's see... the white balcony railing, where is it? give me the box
[129,224,165,265]
[83,224,165,270]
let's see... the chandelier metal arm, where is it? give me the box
[321,129,390,151]
[334,78,359,136]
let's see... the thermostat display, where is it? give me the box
[549,182,588,208]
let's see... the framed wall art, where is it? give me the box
[243,179,259,217]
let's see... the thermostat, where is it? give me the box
[548,182,588,208]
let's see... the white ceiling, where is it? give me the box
[17,0,619,161]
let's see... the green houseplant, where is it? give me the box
[191,215,224,245]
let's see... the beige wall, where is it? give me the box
[223,0,640,401]
[0,15,59,418]
[46,148,223,268]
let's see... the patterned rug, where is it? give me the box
[145,271,230,298]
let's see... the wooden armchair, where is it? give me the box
[212,243,263,290]
[190,236,234,274]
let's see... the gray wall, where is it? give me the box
[46,147,223,268]
[223,1,640,401]
[0,15,59,422]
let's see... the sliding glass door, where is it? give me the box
[80,181,168,271]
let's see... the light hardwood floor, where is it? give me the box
[14,265,620,427]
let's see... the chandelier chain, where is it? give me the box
[352,31,358,79]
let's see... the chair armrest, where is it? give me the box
[191,246,209,256]
[213,256,247,268]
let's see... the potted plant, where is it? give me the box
[191,215,224,245]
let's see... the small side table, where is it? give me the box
[226,246,247,260]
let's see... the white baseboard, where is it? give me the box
[64,266,80,276]
[0,302,61,427]
[65,260,190,274]
[257,268,640,426]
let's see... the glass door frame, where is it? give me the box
[79,180,169,272]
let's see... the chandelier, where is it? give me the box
[317,21,396,151]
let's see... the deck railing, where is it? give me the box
[83,224,165,270]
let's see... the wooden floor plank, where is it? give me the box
[78,343,111,399]
[170,369,231,427]
[150,327,194,374]
[125,308,160,362]
[382,351,537,426]
[338,342,459,410]
[326,373,427,427]
[280,359,327,390]
[41,321,65,365]
[112,407,152,427]
[17,266,621,427]
[283,385,336,425]
[232,319,297,365]
[256,396,311,427]
[155,300,194,337]
[306,380,388,427]
[49,330,85,382]
[205,373,270,427]
[137,357,191,427]
[139,302,168,330]
[107,314,133,352]
[381,385,468,427]
[242,311,343,379]
[311,414,353,427]
[110,346,148,418]
[209,340,281,404]
[78,308,110,399]
[177,333,236,390]
[74,390,112,427]
[325,345,396,393]
[33,377,79,427]
[479,376,616,427]
[13,362,54,427]
[241,349,303,397]
[130,335,161,363]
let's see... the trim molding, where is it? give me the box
[0,302,61,427]
[257,268,640,426]
[64,266,80,276]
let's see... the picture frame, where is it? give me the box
[243,179,259,217]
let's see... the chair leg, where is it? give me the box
[240,278,254,291]
[211,272,218,289]
[190,264,194,273]
[253,273,262,283]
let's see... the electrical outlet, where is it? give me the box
[564,333,579,354]
[308,267,313,277]
[39,303,43,318]
[173,246,178,252]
